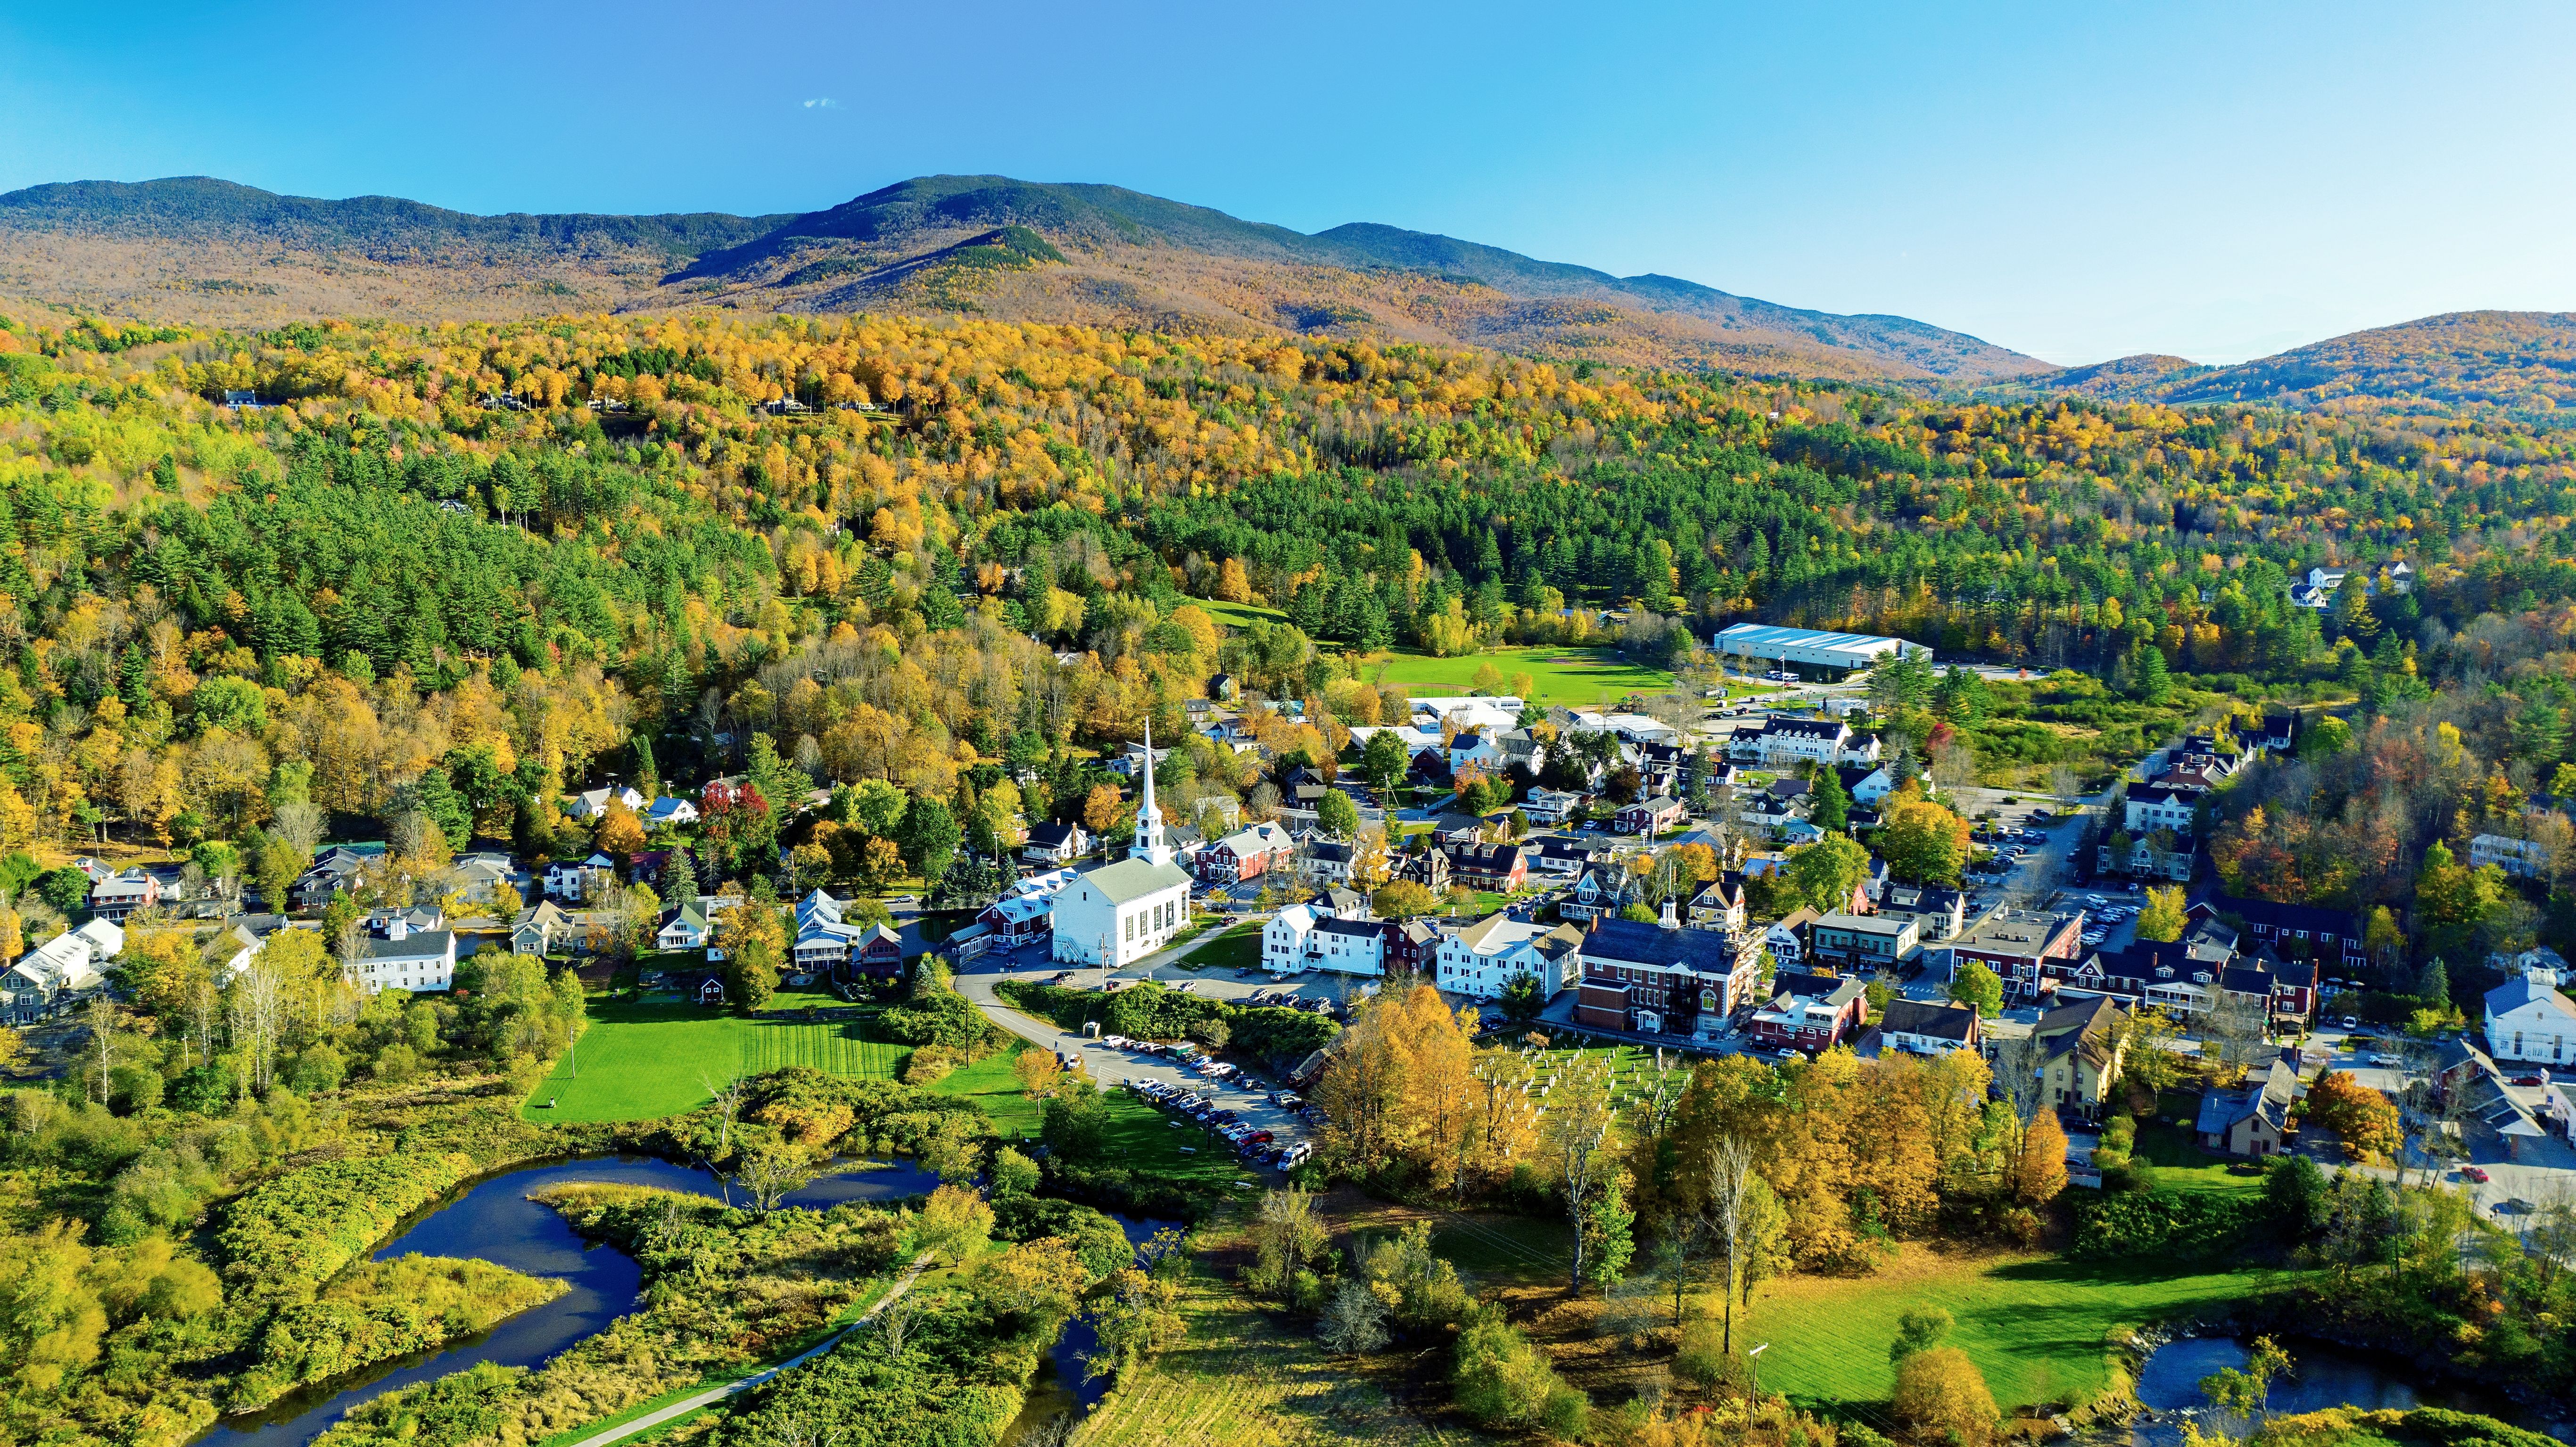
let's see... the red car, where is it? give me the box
[2460,1166,2492,1184]
[1246,1130,1275,1145]
[2511,1074,2545,1087]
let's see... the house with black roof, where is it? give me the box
[1875,997,1981,1056]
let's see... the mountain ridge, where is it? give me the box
[0,172,2046,381]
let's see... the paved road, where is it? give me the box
[957,930,1317,1152]
[557,1251,933,1447]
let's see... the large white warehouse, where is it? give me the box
[1715,623,1930,674]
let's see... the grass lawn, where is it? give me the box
[1362,644,1673,706]
[1189,596,1290,628]
[523,1001,905,1122]
[1181,920,1264,973]
[1741,1244,2288,1416]
[2131,1094,2269,1195]
[928,1041,1043,1138]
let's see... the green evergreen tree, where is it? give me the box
[1811,765,1850,832]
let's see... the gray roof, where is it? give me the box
[1077,856,1193,905]
[358,931,454,965]
[2486,975,2576,1020]
[1584,919,1744,972]
[1878,998,1977,1042]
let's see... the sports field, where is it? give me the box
[521,1002,906,1122]
[1740,1244,2283,1414]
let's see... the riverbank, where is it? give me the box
[194,1155,938,1447]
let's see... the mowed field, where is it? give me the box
[1181,598,1675,707]
[1739,1245,2282,1413]
[1366,646,1671,705]
[521,1002,906,1122]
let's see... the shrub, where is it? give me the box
[1453,1303,1585,1430]
[1674,1315,1749,1393]
[1892,1345,1998,1446]
[217,1153,475,1301]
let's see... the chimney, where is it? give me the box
[1660,897,1680,932]
[387,914,408,942]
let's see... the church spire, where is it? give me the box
[1133,720,1171,866]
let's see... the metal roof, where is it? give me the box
[1715,624,1915,653]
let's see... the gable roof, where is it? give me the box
[1878,998,1978,1043]
[2486,973,2576,1021]
[1077,855,1193,905]
[2191,892,2356,937]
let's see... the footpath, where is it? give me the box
[555,1251,933,1447]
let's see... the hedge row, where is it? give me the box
[995,979,1338,1073]
[2068,1188,2273,1259]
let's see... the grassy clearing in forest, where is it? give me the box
[1362,645,1673,705]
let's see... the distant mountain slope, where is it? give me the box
[2155,311,2576,411]
[1991,312,2576,416]
[668,175,2048,380]
[0,173,2048,381]
[0,176,788,259]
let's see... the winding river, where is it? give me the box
[1000,1214,1174,1447]
[198,1155,941,1447]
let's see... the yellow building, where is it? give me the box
[2032,995,2129,1117]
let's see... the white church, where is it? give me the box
[1051,725,1196,970]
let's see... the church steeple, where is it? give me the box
[1133,721,1171,866]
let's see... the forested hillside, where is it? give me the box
[0,301,2567,883]
[0,175,2045,379]
[1990,311,2576,424]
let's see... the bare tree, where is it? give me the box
[875,1286,925,1355]
[700,1071,746,1158]
[2201,994,2273,1076]
[83,997,123,1104]
[1707,1136,1756,1354]
[1989,1034,2050,1185]
[1544,1050,1619,1294]
[735,1142,818,1212]
[272,802,326,857]
[2047,763,2081,814]
[230,949,290,1094]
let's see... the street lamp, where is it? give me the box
[1746,1341,1769,1418]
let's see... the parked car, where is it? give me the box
[2511,1074,2546,1087]
[2461,1166,2492,1184]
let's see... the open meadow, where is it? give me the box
[1739,1245,2285,1416]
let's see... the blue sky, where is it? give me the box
[3,0,2569,364]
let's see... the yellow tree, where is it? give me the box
[2135,886,2186,943]
[595,799,647,858]
[1386,985,1478,1197]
